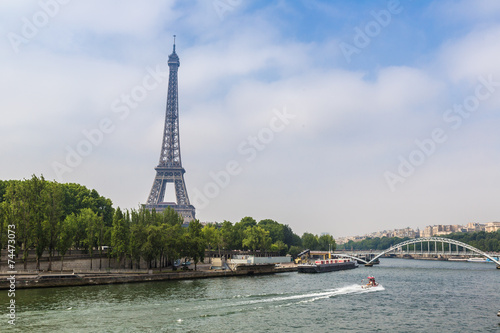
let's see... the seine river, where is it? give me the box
[3,259,499,332]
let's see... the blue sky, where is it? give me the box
[1,0,499,237]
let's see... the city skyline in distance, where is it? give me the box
[1,1,499,237]
[336,221,500,244]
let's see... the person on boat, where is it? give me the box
[367,276,376,286]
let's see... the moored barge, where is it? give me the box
[297,258,358,273]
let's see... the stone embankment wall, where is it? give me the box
[0,250,159,272]
[0,264,297,290]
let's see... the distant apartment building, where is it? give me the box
[393,227,418,238]
[421,226,433,238]
[336,221,495,245]
[417,223,484,237]
[485,222,500,232]
[466,222,486,232]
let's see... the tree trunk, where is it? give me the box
[23,245,28,270]
[48,248,53,271]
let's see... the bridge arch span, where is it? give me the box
[366,237,500,266]
[332,253,370,264]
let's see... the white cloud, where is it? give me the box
[1,1,499,237]
[438,25,500,84]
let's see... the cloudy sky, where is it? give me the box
[1,0,499,237]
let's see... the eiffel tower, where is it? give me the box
[145,37,195,222]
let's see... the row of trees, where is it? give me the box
[442,231,500,252]
[301,232,336,252]
[336,236,410,251]
[0,176,336,271]
[0,175,113,270]
[336,231,500,252]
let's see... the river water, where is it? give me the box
[3,259,499,332]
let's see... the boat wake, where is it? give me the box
[197,284,384,319]
[244,284,385,306]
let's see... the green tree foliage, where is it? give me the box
[202,224,220,261]
[212,219,302,255]
[157,208,184,269]
[270,240,288,256]
[5,181,32,268]
[57,214,76,271]
[283,224,302,248]
[239,216,257,228]
[158,206,184,226]
[220,220,237,250]
[295,232,336,252]
[111,207,128,267]
[443,231,500,252]
[42,181,64,271]
[258,219,285,244]
[318,234,335,251]
[232,217,257,250]
[301,232,319,250]
[184,220,205,270]
[288,245,302,258]
[242,226,271,252]
[0,199,8,262]
[81,208,100,269]
[62,183,113,227]
[129,210,147,269]
[27,175,47,270]
[142,225,163,269]
[1,176,115,270]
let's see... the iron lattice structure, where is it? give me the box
[145,40,195,222]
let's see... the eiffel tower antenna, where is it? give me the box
[145,38,196,222]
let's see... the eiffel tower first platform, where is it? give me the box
[144,38,195,222]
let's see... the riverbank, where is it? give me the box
[0,263,298,290]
